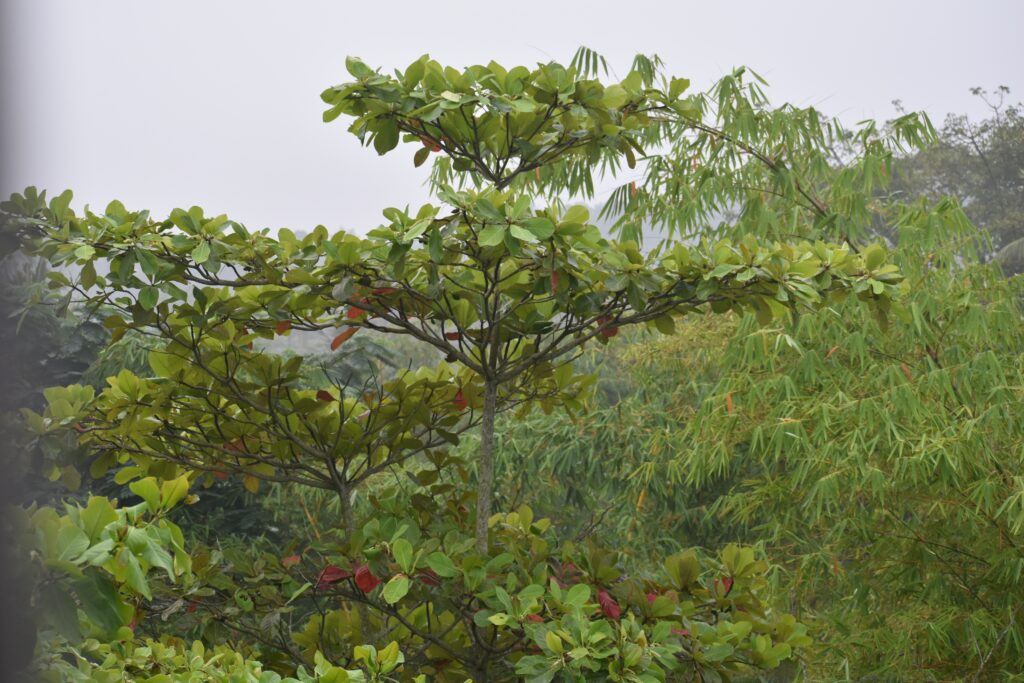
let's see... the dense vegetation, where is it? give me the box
[1,49,1021,681]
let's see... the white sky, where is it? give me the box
[2,0,1021,234]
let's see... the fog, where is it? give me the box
[2,0,1021,234]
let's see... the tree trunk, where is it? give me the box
[475,380,498,555]
[339,480,355,539]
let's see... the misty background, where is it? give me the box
[2,0,1022,234]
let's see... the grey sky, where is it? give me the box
[2,0,1021,235]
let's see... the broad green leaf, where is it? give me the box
[478,225,506,246]
[602,84,627,109]
[520,217,555,240]
[138,286,159,310]
[426,552,458,578]
[80,496,118,541]
[374,120,399,155]
[191,240,211,264]
[565,583,591,607]
[382,575,410,604]
[392,538,413,573]
[129,478,161,513]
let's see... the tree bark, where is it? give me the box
[339,480,355,539]
[475,380,498,554]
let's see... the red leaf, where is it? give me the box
[630,181,638,198]
[419,136,442,152]
[598,590,621,620]
[444,332,462,341]
[186,600,198,613]
[646,592,658,604]
[725,392,734,415]
[317,564,351,589]
[275,320,292,335]
[524,613,544,623]
[281,554,301,569]
[717,575,734,596]
[354,564,381,593]
[550,271,559,292]
[901,363,914,382]
[372,287,398,296]
[331,327,358,350]
[316,390,335,402]
[212,470,229,481]
[346,306,365,320]
[452,390,468,411]
[416,569,441,587]
[671,627,690,637]
[596,315,619,338]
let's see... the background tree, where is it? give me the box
[889,87,1024,267]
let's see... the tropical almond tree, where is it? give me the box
[2,52,908,681]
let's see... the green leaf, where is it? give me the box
[160,476,191,509]
[602,84,628,109]
[520,217,555,240]
[73,574,127,634]
[426,552,459,578]
[138,286,159,310]
[653,314,676,335]
[565,583,591,607]
[403,58,425,87]
[80,496,118,541]
[665,550,700,589]
[126,526,175,579]
[191,240,211,264]
[703,642,735,662]
[382,575,410,604]
[55,524,90,562]
[864,243,887,270]
[414,146,430,167]
[487,612,511,626]
[345,56,374,79]
[374,120,399,155]
[392,538,413,573]
[129,477,161,513]
[478,225,507,246]
[669,77,691,99]
[509,224,537,242]
[562,205,590,224]
[119,548,152,599]
[403,219,431,243]
[148,349,181,378]
[77,538,115,567]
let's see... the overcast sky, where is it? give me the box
[2,1,1021,234]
